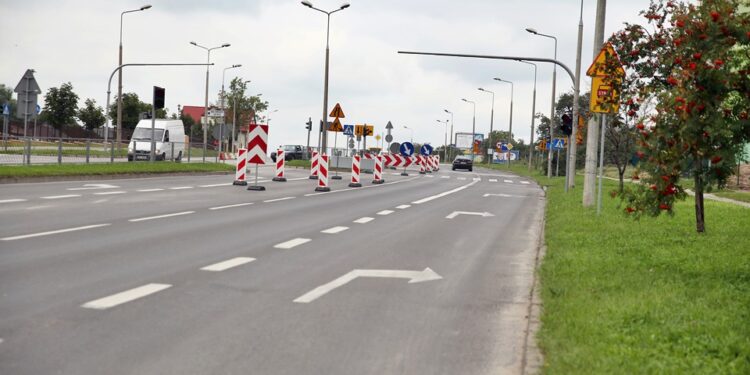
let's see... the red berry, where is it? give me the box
[693,52,702,60]
[711,156,722,164]
[667,76,679,85]
[625,207,636,214]
[688,62,697,70]
[711,11,720,22]
[659,203,670,210]
[676,20,685,28]
[714,59,724,68]
[636,123,645,130]
[661,175,671,182]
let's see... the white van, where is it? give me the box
[127,119,186,161]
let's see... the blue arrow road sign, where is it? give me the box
[420,144,433,156]
[343,124,354,136]
[2,103,9,116]
[36,104,41,114]
[500,143,509,152]
[400,142,415,157]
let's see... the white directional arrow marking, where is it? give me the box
[445,211,495,219]
[293,268,442,303]
[67,183,120,191]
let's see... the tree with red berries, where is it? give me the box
[615,0,750,233]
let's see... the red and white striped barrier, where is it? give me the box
[349,154,362,187]
[434,155,440,171]
[372,155,385,184]
[273,149,287,182]
[233,148,248,186]
[246,124,268,191]
[309,151,319,180]
[315,154,330,192]
[418,155,426,174]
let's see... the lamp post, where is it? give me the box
[516,60,538,171]
[301,1,350,157]
[444,109,454,161]
[116,4,151,150]
[265,109,278,127]
[232,80,251,153]
[190,41,230,163]
[568,0,585,191]
[436,119,448,161]
[461,98,476,161]
[403,125,414,144]
[221,64,241,157]
[526,27,557,178]
[493,78,514,167]
[477,88,495,165]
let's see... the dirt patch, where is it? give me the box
[727,163,750,191]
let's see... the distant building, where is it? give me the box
[181,106,205,124]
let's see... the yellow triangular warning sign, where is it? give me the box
[329,103,345,118]
[586,42,625,78]
[329,117,344,132]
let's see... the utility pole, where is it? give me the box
[568,0,584,191]
[583,0,607,207]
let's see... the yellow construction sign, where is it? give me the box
[329,103,345,118]
[355,124,374,136]
[587,43,625,114]
[329,117,344,132]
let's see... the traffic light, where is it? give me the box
[153,86,165,110]
[305,118,312,131]
[560,113,573,136]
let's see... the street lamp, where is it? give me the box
[190,41,230,162]
[444,109,454,161]
[493,78,514,168]
[526,27,558,178]
[221,64,241,156]
[265,109,278,126]
[301,1,351,157]
[517,60,538,171]
[436,119,448,161]
[461,98,476,161]
[116,4,152,150]
[477,88,494,165]
[403,125,414,144]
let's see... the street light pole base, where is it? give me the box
[315,186,331,192]
[247,185,266,191]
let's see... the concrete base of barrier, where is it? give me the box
[331,175,343,180]
[247,185,266,191]
[272,177,287,182]
[348,182,362,188]
[372,179,385,184]
[233,180,248,186]
[315,186,331,192]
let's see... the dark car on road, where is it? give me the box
[452,155,473,171]
[271,145,306,162]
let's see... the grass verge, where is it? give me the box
[0,163,233,178]
[712,190,750,203]
[509,167,750,374]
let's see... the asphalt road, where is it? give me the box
[0,164,544,374]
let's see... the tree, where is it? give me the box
[226,77,268,126]
[107,92,167,130]
[41,82,79,134]
[617,0,750,233]
[0,84,16,116]
[77,98,106,131]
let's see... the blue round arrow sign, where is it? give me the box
[400,142,415,157]
[420,144,433,156]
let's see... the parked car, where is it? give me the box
[271,145,306,162]
[128,119,185,161]
[452,155,473,171]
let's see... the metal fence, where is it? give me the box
[0,136,225,165]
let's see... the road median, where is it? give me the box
[0,163,234,183]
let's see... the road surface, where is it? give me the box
[0,165,544,374]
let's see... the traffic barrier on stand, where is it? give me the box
[273,149,287,182]
[418,155,426,174]
[315,154,330,192]
[309,151,319,180]
[246,124,268,191]
[372,155,385,184]
[233,148,248,186]
[434,155,440,171]
[349,154,362,187]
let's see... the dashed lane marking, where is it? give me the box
[209,202,254,210]
[0,199,26,204]
[41,194,81,200]
[321,226,349,234]
[520,181,530,185]
[169,186,193,190]
[81,283,172,310]
[412,179,479,205]
[396,205,411,209]
[377,210,394,216]
[504,180,514,184]
[489,179,498,182]
[129,211,194,222]
[94,191,126,195]
[274,238,312,249]
[264,196,296,203]
[198,183,233,188]
[137,188,164,192]
[1,223,112,241]
[353,217,374,224]
[201,257,256,272]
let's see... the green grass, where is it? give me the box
[513,170,750,374]
[287,159,311,168]
[0,163,233,178]
[712,190,750,203]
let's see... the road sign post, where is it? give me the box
[14,69,41,140]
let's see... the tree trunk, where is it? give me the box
[618,166,625,193]
[694,171,706,233]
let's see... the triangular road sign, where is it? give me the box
[14,69,41,94]
[385,121,394,130]
[329,117,344,132]
[586,42,625,78]
[329,103,345,118]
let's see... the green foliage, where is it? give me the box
[0,83,15,115]
[615,0,750,232]
[107,92,167,130]
[41,82,79,131]
[77,98,106,131]
[226,77,268,126]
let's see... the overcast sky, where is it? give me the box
[1,0,651,149]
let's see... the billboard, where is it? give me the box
[455,133,484,153]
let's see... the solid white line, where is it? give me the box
[201,257,256,272]
[81,283,171,310]
[41,194,81,200]
[169,186,193,190]
[209,202,254,210]
[128,211,194,222]
[198,183,233,188]
[1,223,111,241]
[0,199,26,204]
[396,204,411,209]
[264,196,295,203]
[377,210,394,216]
[425,175,434,178]
[274,238,312,249]
[504,180,514,184]
[353,217,374,224]
[473,178,481,181]
[489,179,498,182]
[137,188,164,192]
[412,179,479,205]
[94,191,126,195]
[287,177,310,181]
[321,226,349,234]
